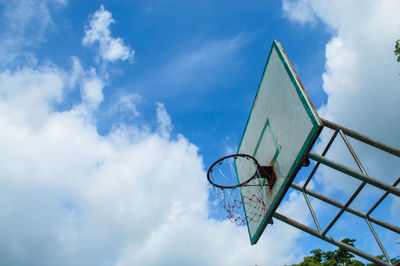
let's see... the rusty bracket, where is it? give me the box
[259,166,277,189]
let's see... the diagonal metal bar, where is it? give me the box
[308,152,400,197]
[367,177,400,216]
[290,182,400,235]
[303,129,339,189]
[366,218,392,264]
[273,212,393,266]
[323,181,367,235]
[302,191,322,233]
[321,119,400,157]
[322,131,368,235]
[339,129,367,175]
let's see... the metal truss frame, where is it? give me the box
[273,118,400,266]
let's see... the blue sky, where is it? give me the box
[22,0,330,163]
[0,1,399,265]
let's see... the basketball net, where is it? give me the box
[208,155,268,226]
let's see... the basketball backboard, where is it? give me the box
[237,40,322,244]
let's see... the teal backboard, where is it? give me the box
[237,40,322,244]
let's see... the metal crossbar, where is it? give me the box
[321,119,400,157]
[290,183,400,235]
[275,119,400,266]
[273,212,393,266]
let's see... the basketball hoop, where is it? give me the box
[207,154,276,225]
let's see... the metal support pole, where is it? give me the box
[290,183,400,235]
[367,177,400,216]
[303,129,338,189]
[302,191,322,233]
[321,119,400,157]
[308,152,400,197]
[322,165,368,234]
[366,218,392,264]
[273,212,392,266]
[320,130,369,235]
[338,129,367,174]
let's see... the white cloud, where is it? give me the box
[80,68,105,108]
[83,5,134,63]
[0,65,203,264]
[0,66,64,128]
[0,4,310,266]
[132,34,249,97]
[162,35,248,86]
[115,216,305,266]
[282,0,317,24]
[156,102,172,138]
[0,64,305,264]
[0,0,66,67]
[109,92,141,117]
[68,56,84,89]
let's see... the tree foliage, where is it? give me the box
[288,238,363,266]
[395,39,400,62]
[288,238,399,266]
